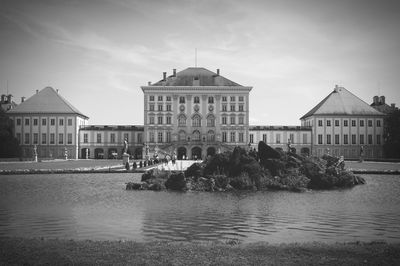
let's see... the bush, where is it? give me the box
[165,173,186,191]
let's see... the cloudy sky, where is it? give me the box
[1,0,399,125]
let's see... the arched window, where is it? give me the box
[192,114,201,127]
[178,114,186,126]
[207,114,215,127]
[179,130,186,141]
[207,130,215,142]
[192,130,201,141]
[194,96,200,103]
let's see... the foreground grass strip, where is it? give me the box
[1,238,400,265]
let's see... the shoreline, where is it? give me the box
[1,237,399,265]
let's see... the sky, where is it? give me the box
[0,0,399,126]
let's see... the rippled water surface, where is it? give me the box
[1,173,400,243]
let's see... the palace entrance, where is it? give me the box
[177,147,187,159]
[207,147,216,157]
[191,147,202,160]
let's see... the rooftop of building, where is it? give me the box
[80,125,144,131]
[148,67,244,87]
[7,87,88,119]
[300,85,385,120]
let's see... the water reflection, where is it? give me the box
[0,174,400,243]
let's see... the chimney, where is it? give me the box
[379,96,385,104]
[173,69,176,77]
[391,103,396,108]
[148,81,151,86]
[334,84,339,92]
[373,96,379,105]
[163,72,167,81]
[6,94,12,103]
[56,89,59,93]
[36,89,39,94]
[216,69,220,76]
[1,95,5,103]
[21,96,25,103]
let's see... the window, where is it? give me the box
[149,95,154,101]
[166,132,171,142]
[262,134,267,143]
[377,134,381,145]
[351,134,356,144]
[16,118,21,126]
[239,104,244,111]
[67,133,72,144]
[193,130,200,141]
[352,120,356,127]
[335,134,340,145]
[289,133,294,142]
[222,96,227,102]
[96,133,101,143]
[124,133,129,142]
[158,116,163,124]
[83,133,88,143]
[137,133,142,144]
[25,118,29,126]
[51,119,55,126]
[377,120,381,127]
[318,134,323,144]
[192,115,201,127]
[230,116,235,125]
[250,134,254,143]
[208,97,214,104]
[368,120,373,127]
[33,133,38,144]
[327,134,331,144]
[238,116,244,125]
[42,133,46,144]
[149,104,154,111]
[230,132,236,142]
[149,132,155,142]
[222,104,227,111]
[360,134,364,145]
[207,115,215,127]
[158,96,163,101]
[368,134,372,145]
[344,134,348,145]
[179,96,185,103]
[326,120,331,127]
[59,119,64,126]
[222,132,227,142]
[222,116,227,125]
[50,133,55,144]
[158,104,163,111]
[179,131,186,141]
[33,119,38,126]
[360,120,364,127]
[24,133,30,144]
[318,120,323,127]
[230,105,235,111]
[178,115,186,126]
[166,116,172,124]
[166,96,171,101]
[157,132,163,143]
[194,96,200,103]
[16,133,21,144]
[276,134,281,144]
[68,119,72,126]
[110,133,115,143]
[344,120,348,127]
[166,104,172,111]
[303,134,308,144]
[239,96,244,102]
[230,96,235,101]
[149,116,155,124]
[59,133,64,144]
[239,132,244,142]
[335,120,339,127]
[207,130,215,142]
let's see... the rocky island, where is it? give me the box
[126,141,365,192]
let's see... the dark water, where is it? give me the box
[0,173,399,243]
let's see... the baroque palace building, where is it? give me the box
[141,67,252,159]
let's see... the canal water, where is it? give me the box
[0,173,399,243]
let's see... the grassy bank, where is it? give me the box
[1,238,399,265]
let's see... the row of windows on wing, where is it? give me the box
[146,114,245,126]
[148,103,246,112]
[249,133,308,144]
[15,132,73,145]
[317,119,382,127]
[82,133,143,144]
[316,133,382,145]
[15,118,74,126]
[147,130,245,143]
[148,95,245,103]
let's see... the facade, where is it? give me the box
[141,67,252,159]
[249,126,312,155]
[79,125,144,159]
[7,87,89,159]
[300,85,386,159]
